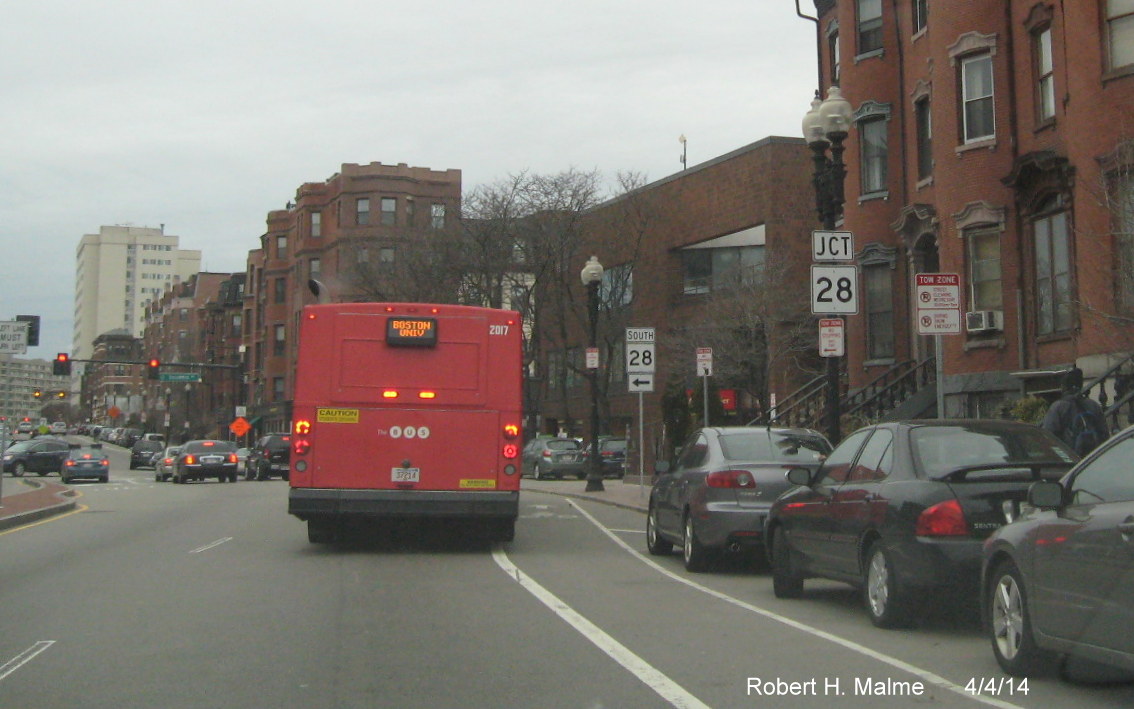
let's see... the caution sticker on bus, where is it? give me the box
[317,408,359,423]
[459,479,497,489]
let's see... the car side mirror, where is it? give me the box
[654,460,670,475]
[1027,480,1065,509]
[786,466,813,486]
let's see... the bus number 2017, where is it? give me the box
[489,325,510,335]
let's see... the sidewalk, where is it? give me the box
[521,475,651,513]
[0,477,79,532]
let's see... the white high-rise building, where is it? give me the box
[73,225,202,360]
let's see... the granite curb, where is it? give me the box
[0,478,79,532]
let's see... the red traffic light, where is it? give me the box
[53,352,72,375]
[147,358,162,380]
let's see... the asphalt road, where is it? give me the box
[3,444,1134,708]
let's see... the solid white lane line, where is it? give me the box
[189,537,233,554]
[0,641,55,683]
[566,499,1024,709]
[492,548,710,709]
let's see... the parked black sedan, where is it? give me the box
[983,424,1134,676]
[766,419,1077,628]
[2,437,70,476]
[647,426,831,571]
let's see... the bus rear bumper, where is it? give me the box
[288,488,519,521]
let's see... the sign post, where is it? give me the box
[625,327,655,489]
[696,348,713,426]
[915,273,961,417]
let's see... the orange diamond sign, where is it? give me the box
[229,417,251,437]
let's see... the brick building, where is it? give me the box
[537,137,819,462]
[805,0,1134,422]
[242,162,462,436]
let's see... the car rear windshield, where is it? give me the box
[184,441,237,454]
[600,440,627,452]
[546,439,580,451]
[911,425,1076,480]
[719,431,831,462]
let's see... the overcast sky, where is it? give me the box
[2,1,819,357]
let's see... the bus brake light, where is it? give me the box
[382,390,399,398]
[294,439,311,456]
[503,444,518,459]
[418,391,436,399]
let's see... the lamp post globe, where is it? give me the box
[580,256,605,492]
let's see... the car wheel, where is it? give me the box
[13,462,25,477]
[533,463,545,480]
[577,472,586,480]
[771,527,804,598]
[863,542,912,629]
[682,514,710,572]
[230,473,238,483]
[61,476,71,484]
[100,477,108,483]
[646,504,673,556]
[989,559,1045,676]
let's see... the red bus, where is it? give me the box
[287,302,523,544]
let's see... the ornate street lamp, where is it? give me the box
[580,255,605,493]
[803,86,854,443]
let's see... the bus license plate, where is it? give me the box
[391,467,420,482]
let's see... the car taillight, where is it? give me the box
[542,450,552,458]
[184,455,196,465]
[227,454,237,463]
[65,460,75,467]
[601,451,615,457]
[706,470,756,489]
[916,499,968,536]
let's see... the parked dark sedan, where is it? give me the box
[129,439,164,469]
[3,437,70,476]
[173,439,240,483]
[983,424,1134,676]
[647,426,832,571]
[767,419,1077,628]
[590,437,628,478]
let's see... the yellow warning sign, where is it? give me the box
[459,479,497,489]
[316,408,359,424]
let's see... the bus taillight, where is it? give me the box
[503,443,519,459]
[294,438,311,456]
[294,420,311,435]
[502,424,519,439]
[418,391,436,399]
[382,390,399,398]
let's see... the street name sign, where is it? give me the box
[160,372,202,383]
[915,273,961,335]
[811,265,859,314]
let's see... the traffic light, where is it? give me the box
[16,315,40,347]
[53,352,71,376]
[147,358,161,380]
[33,388,42,399]
[56,391,66,399]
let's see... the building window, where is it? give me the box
[681,245,764,295]
[273,376,285,401]
[1118,173,1134,312]
[961,54,995,143]
[857,0,883,55]
[431,203,446,229]
[864,264,894,360]
[357,198,370,225]
[380,247,395,263]
[230,314,242,337]
[311,211,321,238]
[1035,27,1055,122]
[967,228,1003,311]
[274,324,286,356]
[1033,197,1073,335]
[860,117,888,194]
[1107,0,1134,71]
[829,30,841,84]
[912,0,927,35]
[310,258,320,279]
[276,235,287,258]
[915,96,932,180]
[406,198,416,225]
[600,263,633,307]
[381,197,396,226]
[274,277,286,304]
[566,348,583,389]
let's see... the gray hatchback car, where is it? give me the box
[647,426,831,571]
[522,437,586,480]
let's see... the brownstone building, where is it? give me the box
[243,162,462,435]
[803,0,1134,424]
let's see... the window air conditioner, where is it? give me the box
[965,310,1002,333]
